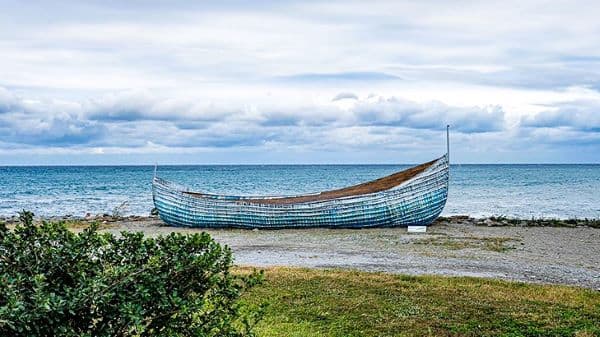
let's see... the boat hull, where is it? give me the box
[152,155,448,229]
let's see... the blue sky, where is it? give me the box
[0,0,599,164]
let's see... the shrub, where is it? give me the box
[0,211,263,337]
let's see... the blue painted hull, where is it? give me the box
[152,155,448,229]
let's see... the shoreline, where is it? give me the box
[2,214,599,289]
[2,214,599,228]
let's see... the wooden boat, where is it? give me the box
[152,128,450,229]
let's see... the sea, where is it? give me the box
[0,165,599,219]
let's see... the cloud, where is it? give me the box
[0,86,507,153]
[0,89,105,147]
[332,92,358,101]
[352,96,505,133]
[279,72,401,83]
[0,113,105,147]
[1,1,600,93]
[2,84,599,164]
[85,91,238,122]
[0,87,19,114]
[521,99,600,132]
[1,1,600,163]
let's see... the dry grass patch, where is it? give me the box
[63,220,118,230]
[2,219,118,231]
[413,235,518,252]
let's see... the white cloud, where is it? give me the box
[332,92,359,101]
[0,86,505,150]
[0,1,599,163]
[522,99,600,132]
[2,1,600,91]
[352,96,504,133]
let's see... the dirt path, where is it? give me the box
[94,217,600,289]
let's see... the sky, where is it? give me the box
[0,0,599,165]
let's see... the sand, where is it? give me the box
[2,213,598,288]
[78,216,600,289]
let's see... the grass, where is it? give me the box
[63,220,118,230]
[436,216,600,228]
[2,219,118,231]
[413,235,518,252]
[241,267,600,337]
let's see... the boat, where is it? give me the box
[152,127,450,229]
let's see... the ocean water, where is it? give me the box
[0,165,598,219]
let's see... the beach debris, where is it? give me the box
[111,201,129,218]
[484,219,495,227]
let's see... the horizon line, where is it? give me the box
[1,162,599,167]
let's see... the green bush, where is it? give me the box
[0,211,263,337]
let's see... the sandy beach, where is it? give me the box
[6,215,596,289]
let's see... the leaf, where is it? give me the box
[0,212,263,336]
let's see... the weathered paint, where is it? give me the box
[152,154,448,229]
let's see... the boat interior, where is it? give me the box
[182,157,439,205]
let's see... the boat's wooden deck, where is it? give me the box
[183,158,437,205]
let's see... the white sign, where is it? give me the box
[407,226,427,233]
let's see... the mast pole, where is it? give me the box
[446,125,450,163]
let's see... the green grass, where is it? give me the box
[241,267,600,337]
